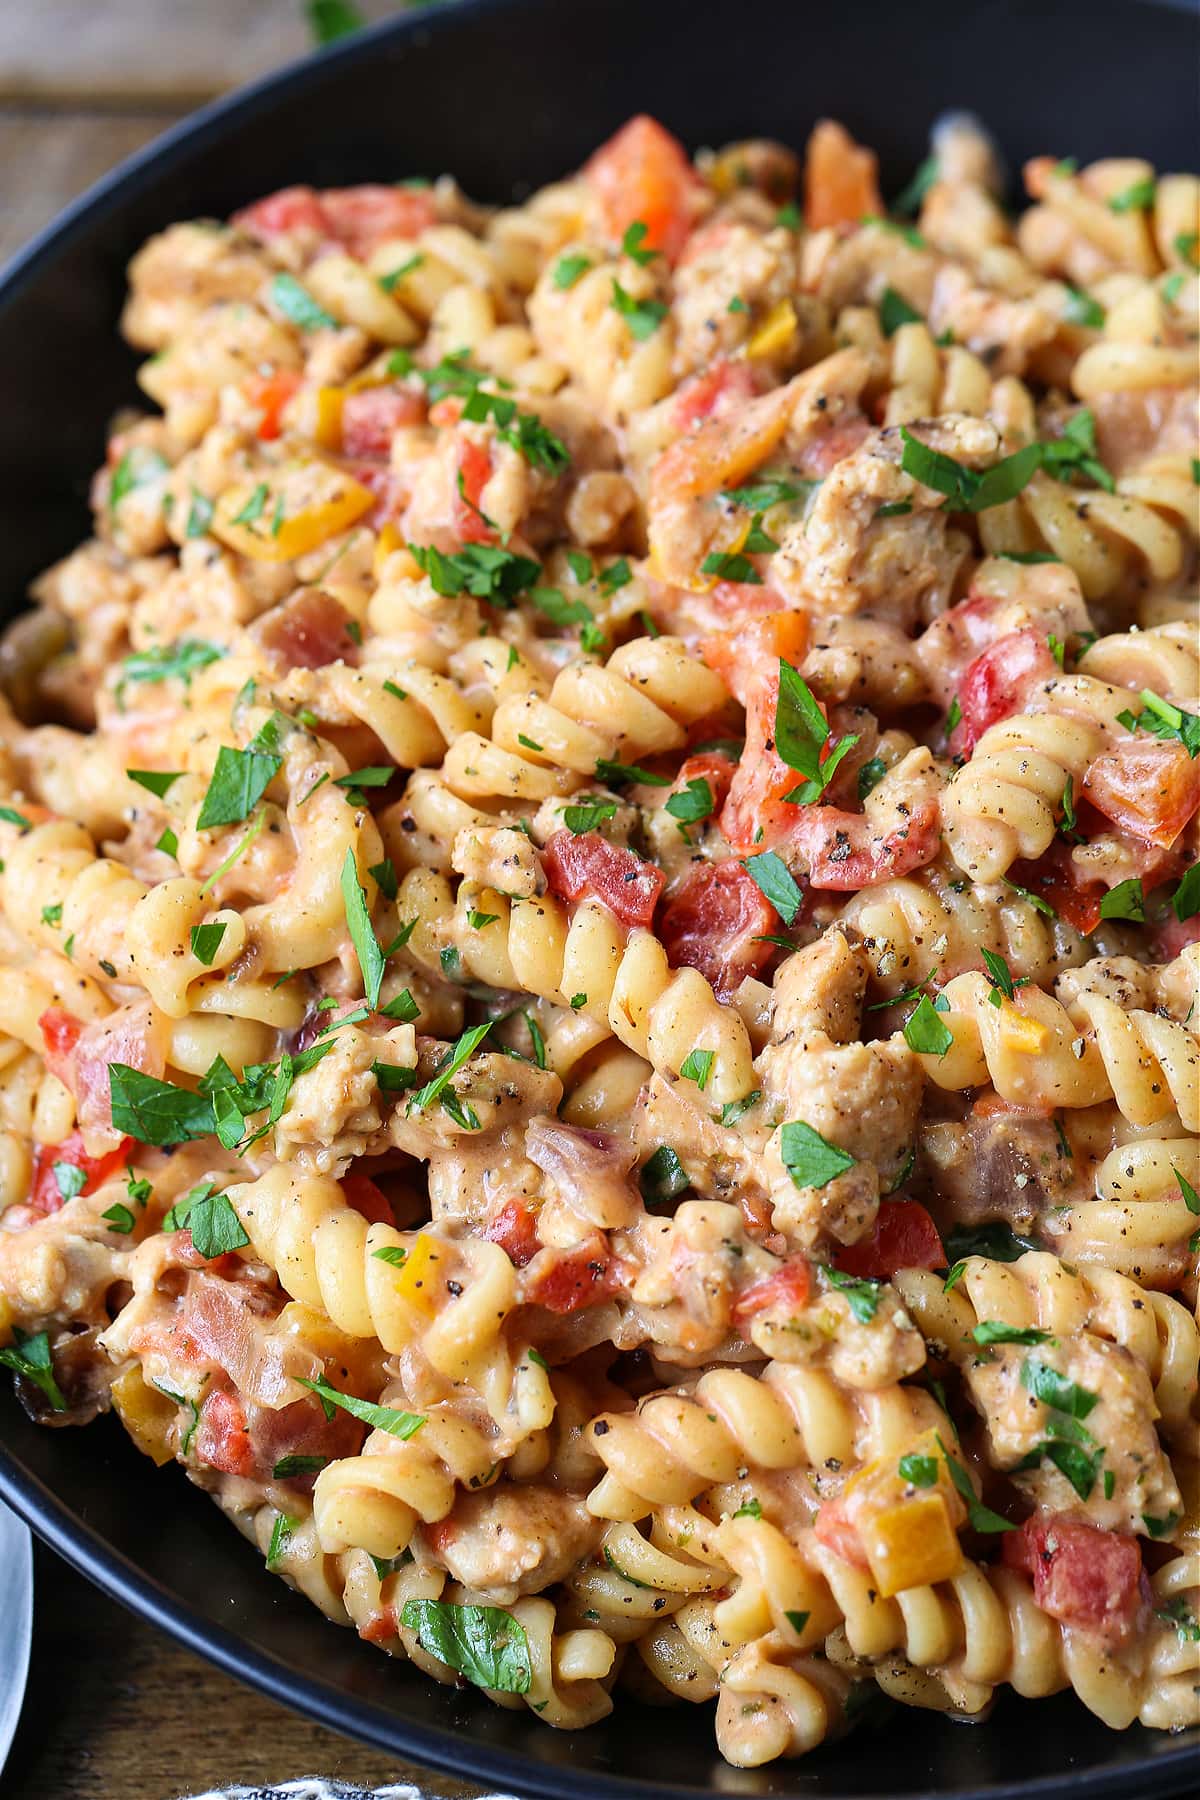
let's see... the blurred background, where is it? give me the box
[0,1,418,262]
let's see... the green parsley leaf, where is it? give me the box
[775,202,801,229]
[784,1608,810,1634]
[720,1090,761,1127]
[740,850,802,924]
[639,1145,689,1206]
[166,1186,249,1260]
[368,858,398,901]
[270,271,338,331]
[528,585,595,629]
[595,758,672,787]
[743,513,778,553]
[782,1122,855,1189]
[936,1433,1013,1532]
[305,0,364,42]
[197,745,281,829]
[621,220,660,265]
[110,445,169,512]
[1020,1357,1098,1419]
[562,799,618,834]
[900,426,1043,512]
[341,847,385,1010]
[1175,1167,1199,1215]
[1143,1511,1182,1539]
[127,768,182,799]
[943,1222,1043,1264]
[903,993,954,1057]
[880,286,923,335]
[1156,1598,1200,1641]
[109,1065,214,1145]
[51,1162,86,1202]
[665,777,715,825]
[856,759,888,805]
[820,1264,880,1322]
[409,541,540,604]
[1039,408,1115,493]
[1062,286,1105,329]
[1175,232,1199,268]
[1043,1440,1104,1501]
[400,1599,531,1693]
[117,638,221,695]
[101,1202,136,1235]
[1099,877,1145,922]
[980,947,1017,1001]
[972,1321,1053,1346]
[733,1497,763,1520]
[679,1048,715,1092]
[898,1453,939,1487]
[1122,688,1200,757]
[996,550,1062,565]
[372,1244,408,1267]
[1108,176,1156,213]
[0,1328,66,1410]
[408,1021,493,1116]
[1171,862,1200,923]
[0,805,30,830]
[875,500,912,519]
[721,476,807,511]
[700,549,762,584]
[190,921,227,966]
[266,1514,296,1568]
[380,989,420,1023]
[299,1376,426,1438]
[1004,877,1057,918]
[378,253,423,294]
[893,154,939,218]
[553,253,591,290]
[610,280,668,341]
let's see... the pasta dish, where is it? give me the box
[0,113,1197,1766]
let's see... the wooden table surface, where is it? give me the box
[0,7,498,1795]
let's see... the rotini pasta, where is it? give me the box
[1,110,1197,1767]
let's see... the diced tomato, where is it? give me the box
[233,185,328,240]
[542,831,665,929]
[452,438,496,545]
[953,630,1060,755]
[242,369,301,441]
[585,114,700,263]
[785,797,942,890]
[1083,739,1200,849]
[38,1006,84,1085]
[233,183,437,260]
[340,383,425,458]
[1007,846,1105,937]
[834,1200,943,1280]
[251,589,360,673]
[813,1496,870,1569]
[73,1000,168,1148]
[196,1389,256,1479]
[1003,1515,1145,1644]
[701,610,809,710]
[671,359,759,434]
[359,1607,398,1645]
[319,184,438,258]
[702,612,813,853]
[803,120,884,230]
[28,1130,133,1218]
[341,1173,394,1226]
[793,414,871,479]
[523,1235,613,1314]
[1153,903,1200,961]
[658,856,776,998]
[732,1257,811,1329]
[485,1199,541,1268]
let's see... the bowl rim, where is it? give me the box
[1,6,1198,1796]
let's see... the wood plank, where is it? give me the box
[0,109,180,264]
[0,1,399,107]
[6,1541,489,1799]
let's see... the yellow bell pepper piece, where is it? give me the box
[861,1491,964,1598]
[746,298,798,360]
[373,520,405,576]
[0,1294,13,1347]
[110,1365,179,1467]
[389,1231,443,1318]
[212,461,375,563]
[998,1003,1048,1054]
[312,387,345,452]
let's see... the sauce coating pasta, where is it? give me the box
[0,112,1197,1767]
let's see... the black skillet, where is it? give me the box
[1,0,1198,1793]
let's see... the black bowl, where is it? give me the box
[1,2,1198,1794]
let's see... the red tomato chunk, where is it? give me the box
[1083,739,1200,849]
[542,831,664,929]
[659,857,776,998]
[523,1236,613,1313]
[485,1199,541,1268]
[1003,1515,1145,1644]
[29,1131,133,1218]
[340,384,425,458]
[834,1200,943,1280]
[732,1258,811,1329]
[952,630,1060,755]
[585,115,700,264]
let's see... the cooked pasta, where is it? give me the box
[1,113,1197,1766]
